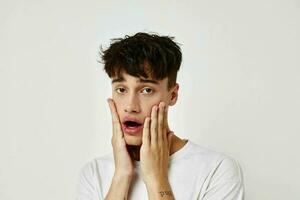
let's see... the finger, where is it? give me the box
[150,104,158,146]
[163,103,170,134]
[163,104,168,142]
[158,102,165,143]
[107,98,123,138]
[142,117,150,146]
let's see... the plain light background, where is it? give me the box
[1,0,299,199]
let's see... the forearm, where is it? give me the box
[145,178,175,200]
[105,173,132,200]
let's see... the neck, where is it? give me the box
[127,145,141,161]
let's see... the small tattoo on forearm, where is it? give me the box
[159,190,173,197]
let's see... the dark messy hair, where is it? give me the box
[100,32,182,90]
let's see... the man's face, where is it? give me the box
[111,71,178,146]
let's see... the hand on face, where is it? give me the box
[107,98,134,177]
[140,101,174,184]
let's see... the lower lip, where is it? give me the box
[122,124,143,135]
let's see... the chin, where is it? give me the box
[124,134,142,146]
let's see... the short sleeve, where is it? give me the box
[76,162,99,200]
[202,157,245,200]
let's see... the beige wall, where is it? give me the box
[1,0,299,199]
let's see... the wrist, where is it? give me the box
[114,167,134,177]
[105,171,133,200]
[145,178,174,200]
[114,171,133,181]
[145,177,169,189]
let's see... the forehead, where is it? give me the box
[111,72,167,86]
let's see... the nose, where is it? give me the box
[124,93,140,113]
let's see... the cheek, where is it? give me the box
[112,97,123,112]
[143,100,162,116]
[151,95,170,111]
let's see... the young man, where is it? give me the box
[76,32,244,200]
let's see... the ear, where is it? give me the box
[168,83,179,106]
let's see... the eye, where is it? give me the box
[115,87,126,94]
[141,87,153,94]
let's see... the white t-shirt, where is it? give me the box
[76,140,244,200]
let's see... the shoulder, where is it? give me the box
[184,141,243,182]
[78,152,114,178]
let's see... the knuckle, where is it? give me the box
[152,121,157,127]
[158,121,163,128]
[151,128,157,135]
[157,143,162,149]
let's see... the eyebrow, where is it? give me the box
[111,77,159,84]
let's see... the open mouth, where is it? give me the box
[122,120,143,134]
[124,120,142,128]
